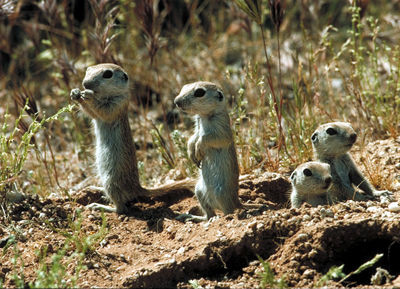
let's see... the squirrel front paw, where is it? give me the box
[70,88,82,101]
[195,139,205,163]
[373,189,394,201]
[70,88,94,102]
[188,147,201,168]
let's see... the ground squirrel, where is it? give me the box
[290,161,332,208]
[70,63,195,214]
[311,122,392,203]
[174,81,242,221]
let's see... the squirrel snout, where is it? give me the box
[83,79,98,90]
[325,177,332,186]
[174,98,183,108]
[349,133,357,144]
[323,176,332,189]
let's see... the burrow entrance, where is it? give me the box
[331,238,400,285]
[315,221,400,286]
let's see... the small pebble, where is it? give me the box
[297,233,308,241]
[320,208,334,218]
[382,211,393,218]
[18,220,30,225]
[308,249,318,259]
[302,269,315,279]
[281,212,290,219]
[343,213,351,219]
[380,196,390,205]
[100,239,108,247]
[177,247,185,255]
[366,201,375,207]
[367,206,380,213]
[247,220,257,230]
[388,202,400,213]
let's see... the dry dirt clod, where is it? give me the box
[388,202,400,213]
[2,140,400,288]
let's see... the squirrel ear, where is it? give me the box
[217,91,224,101]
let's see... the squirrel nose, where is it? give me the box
[349,133,357,144]
[174,98,183,108]
[83,79,97,90]
[325,177,332,186]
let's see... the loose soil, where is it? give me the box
[1,138,400,288]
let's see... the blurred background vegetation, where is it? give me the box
[0,0,399,201]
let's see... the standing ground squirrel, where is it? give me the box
[70,63,195,214]
[174,81,242,221]
[311,122,392,203]
[290,161,332,208]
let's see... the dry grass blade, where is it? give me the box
[87,0,120,63]
[134,0,167,66]
[12,86,40,121]
[269,0,285,32]
[11,86,68,190]
[233,0,262,25]
[234,0,291,164]
[56,52,77,87]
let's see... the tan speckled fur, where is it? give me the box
[71,63,195,214]
[290,161,332,208]
[311,122,391,203]
[174,82,241,221]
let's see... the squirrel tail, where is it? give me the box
[142,178,196,197]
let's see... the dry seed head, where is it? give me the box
[269,0,285,31]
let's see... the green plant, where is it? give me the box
[31,211,108,288]
[59,210,108,256]
[150,123,175,170]
[31,244,73,288]
[1,211,108,288]
[316,253,383,287]
[333,2,400,137]
[1,235,26,288]
[171,129,197,176]
[233,0,296,164]
[315,264,346,287]
[0,103,73,212]
[340,253,383,284]
[188,279,202,289]
[257,255,287,289]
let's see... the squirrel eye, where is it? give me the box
[326,128,337,135]
[194,88,206,97]
[123,73,128,81]
[303,168,312,176]
[103,70,113,79]
[217,91,224,101]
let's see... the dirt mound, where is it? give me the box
[1,139,400,288]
